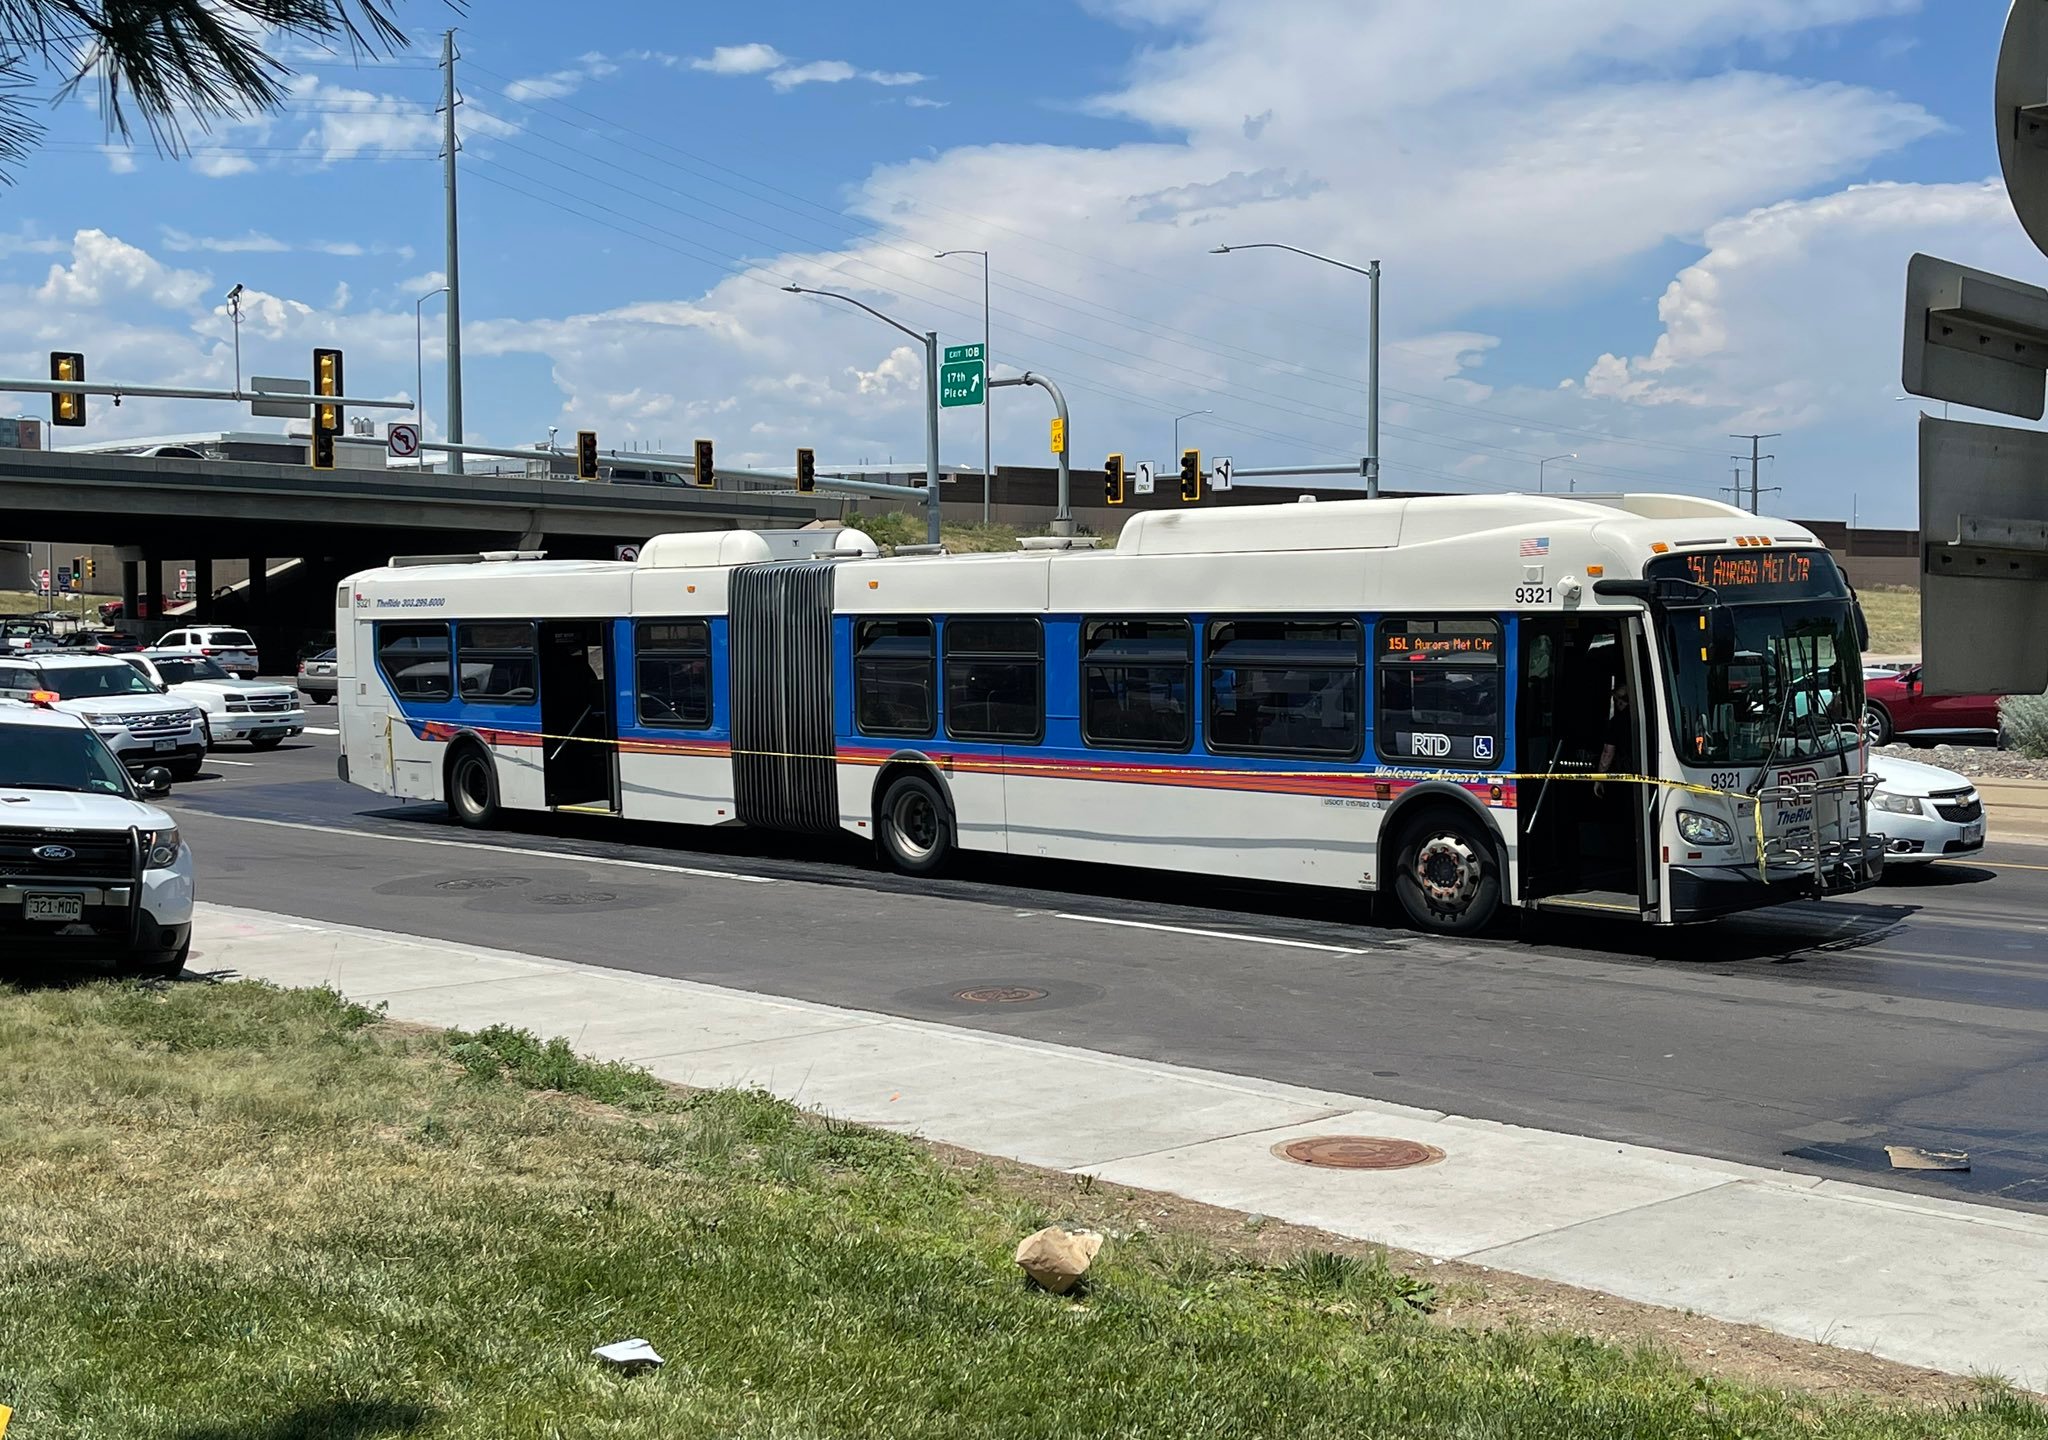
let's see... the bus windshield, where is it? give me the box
[1647,550,1861,767]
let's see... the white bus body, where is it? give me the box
[336,494,1883,931]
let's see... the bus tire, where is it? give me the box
[877,773,953,875]
[1392,810,1501,936]
[446,743,500,829]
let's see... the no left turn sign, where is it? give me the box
[388,422,421,459]
[614,544,640,562]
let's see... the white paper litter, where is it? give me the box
[591,1338,664,1368]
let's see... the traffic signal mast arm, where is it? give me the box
[8,376,412,409]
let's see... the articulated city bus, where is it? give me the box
[335,493,1883,933]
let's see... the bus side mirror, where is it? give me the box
[1708,608,1738,665]
[1852,598,1871,653]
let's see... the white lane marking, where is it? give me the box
[1053,912,1365,955]
[186,812,777,884]
[208,759,257,767]
[303,726,340,735]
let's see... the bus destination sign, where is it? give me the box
[1379,628,1501,662]
[1648,549,1846,601]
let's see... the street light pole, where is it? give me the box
[1539,452,1576,493]
[415,285,450,449]
[1173,408,1212,461]
[784,285,943,546]
[1212,243,1381,498]
[936,249,991,523]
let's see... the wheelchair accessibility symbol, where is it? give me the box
[1472,735,1495,761]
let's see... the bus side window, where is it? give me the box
[944,618,1043,743]
[1204,617,1362,759]
[1080,618,1191,751]
[855,618,936,738]
[456,622,539,705]
[377,622,451,702]
[1373,616,1503,767]
[636,619,712,728]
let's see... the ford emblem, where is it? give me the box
[32,844,76,861]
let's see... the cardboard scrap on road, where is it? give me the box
[591,1338,664,1370]
[1885,1145,1970,1172]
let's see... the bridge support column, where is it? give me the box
[143,556,163,622]
[194,558,213,612]
[120,559,138,626]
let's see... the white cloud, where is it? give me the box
[191,150,259,178]
[691,43,786,75]
[37,229,211,310]
[401,270,448,295]
[769,60,857,91]
[905,96,951,110]
[157,229,389,258]
[865,70,928,87]
[101,145,138,174]
[848,345,924,397]
[503,53,619,102]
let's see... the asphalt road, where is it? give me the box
[163,713,2048,1214]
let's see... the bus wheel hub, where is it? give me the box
[1416,835,1478,907]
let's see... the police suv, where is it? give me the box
[0,653,209,779]
[0,698,194,976]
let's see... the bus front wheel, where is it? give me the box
[1392,813,1501,936]
[878,774,953,875]
[447,746,500,829]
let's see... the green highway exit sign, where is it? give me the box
[941,342,984,407]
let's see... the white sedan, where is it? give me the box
[1868,753,1986,865]
[124,653,306,750]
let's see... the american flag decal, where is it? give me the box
[1519,536,1549,557]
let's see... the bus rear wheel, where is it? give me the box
[447,746,500,829]
[1393,812,1501,936]
[878,774,952,875]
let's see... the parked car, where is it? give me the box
[60,630,144,655]
[151,625,259,679]
[0,655,209,780]
[1868,753,1986,865]
[298,647,339,703]
[126,653,306,749]
[0,698,194,977]
[1861,665,2001,748]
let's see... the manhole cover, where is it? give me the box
[952,985,1050,1004]
[1272,1136,1445,1170]
[532,891,616,906]
[436,876,529,892]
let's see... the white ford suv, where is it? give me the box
[151,626,260,679]
[0,655,209,781]
[0,701,195,977]
[126,653,306,749]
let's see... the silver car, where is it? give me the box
[298,647,338,704]
[1869,754,1986,865]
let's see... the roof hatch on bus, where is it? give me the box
[637,527,878,569]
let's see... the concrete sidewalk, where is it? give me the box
[1982,779,2048,845]
[194,902,2048,1390]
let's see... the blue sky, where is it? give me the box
[0,0,2039,526]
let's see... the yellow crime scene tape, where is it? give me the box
[379,716,1857,881]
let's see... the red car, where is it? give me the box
[1861,665,2001,747]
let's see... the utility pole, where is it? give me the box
[1729,432,1779,514]
[440,30,466,475]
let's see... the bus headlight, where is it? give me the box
[1677,810,1735,846]
[1871,790,1924,817]
[142,827,182,869]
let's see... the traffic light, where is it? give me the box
[796,446,816,494]
[576,430,599,481]
[50,351,85,427]
[83,556,96,581]
[72,556,83,585]
[1104,452,1126,506]
[693,437,715,488]
[1179,448,1202,503]
[313,346,343,438]
[311,428,335,470]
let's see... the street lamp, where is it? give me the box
[935,248,991,523]
[1173,409,1211,460]
[415,285,450,453]
[1213,243,1381,498]
[225,284,245,393]
[1539,452,1576,493]
[784,284,942,546]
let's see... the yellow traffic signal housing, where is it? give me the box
[311,427,336,470]
[1105,452,1126,505]
[693,438,715,488]
[1179,448,1201,503]
[796,446,816,494]
[313,347,343,435]
[50,351,85,427]
[576,430,599,481]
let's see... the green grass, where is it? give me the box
[2,980,2043,1439]
[0,590,118,617]
[1858,585,1920,656]
[843,511,1106,553]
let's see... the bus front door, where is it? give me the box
[1516,614,1653,918]
[539,620,617,812]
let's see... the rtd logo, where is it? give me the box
[1411,732,1452,758]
